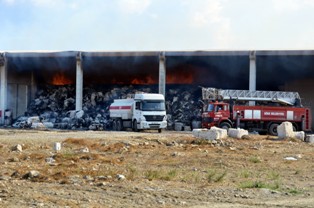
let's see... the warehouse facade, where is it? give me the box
[0,50,314,128]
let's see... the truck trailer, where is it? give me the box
[109,93,167,132]
[201,88,312,135]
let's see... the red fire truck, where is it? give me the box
[201,88,312,135]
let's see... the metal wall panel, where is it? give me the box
[7,84,28,118]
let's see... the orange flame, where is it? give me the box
[52,72,73,85]
[131,75,157,85]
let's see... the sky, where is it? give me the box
[0,0,314,51]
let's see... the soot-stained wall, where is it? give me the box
[166,55,249,88]
[82,52,160,85]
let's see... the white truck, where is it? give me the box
[109,93,167,132]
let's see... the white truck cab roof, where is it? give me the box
[134,93,164,100]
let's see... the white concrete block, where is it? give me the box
[277,122,294,139]
[199,130,209,139]
[228,128,249,139]
[204,127,227,140]
[305,134,314,143]
[294,131,305,141]
[192,129,201,137]
[193,127,227,140]
[211,127,228,139]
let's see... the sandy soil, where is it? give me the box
[0,129,313,208]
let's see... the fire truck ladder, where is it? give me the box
[202,88,301,106]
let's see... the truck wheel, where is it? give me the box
[268,123,278,136]
[116,119,122,131]
[133,120,139,132]
[158,129,162,133]
[112,120,117,131]
[219,122,231,130]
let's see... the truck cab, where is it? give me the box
[109,93,167,132]
[133,94,167,132]
[202,101,232,129]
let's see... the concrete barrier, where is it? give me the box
[305,134,314,143]
[277,122,295,139]
[192,128,206,137]
[192,127,227,140]
[210,127,228,140]
[228,128,249,139]
[294,131,305,141]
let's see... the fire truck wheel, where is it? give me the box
[219,122,231,130]
[133,120,139,132]
[268,123,279,136]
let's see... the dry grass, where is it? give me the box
[0,130,312,201]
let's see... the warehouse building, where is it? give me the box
[0,50,314,128]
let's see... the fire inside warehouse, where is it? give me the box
[0,50,314,131]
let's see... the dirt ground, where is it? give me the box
[0,129,313,208]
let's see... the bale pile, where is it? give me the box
[12,84,202,130]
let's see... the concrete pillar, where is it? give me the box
[249,51,256,106]
[30,71,36,101]
[159,52,166,97]
[75,52,83,111]
[0,53,7,124]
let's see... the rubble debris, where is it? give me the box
[45,157,56,164]
[12,84,202,130]
[228,128,249,139]
[116,174,126,180]
[83,175,94,182]
[23,170,40,179]
[0,175,10,181]
[284,157,298,161]
[8,157,20,162]
[11,144,23,152]
[53,142,61,151]
[79,147,89,153]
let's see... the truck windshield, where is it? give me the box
[207,104,214,112]
[142,100,165,111]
